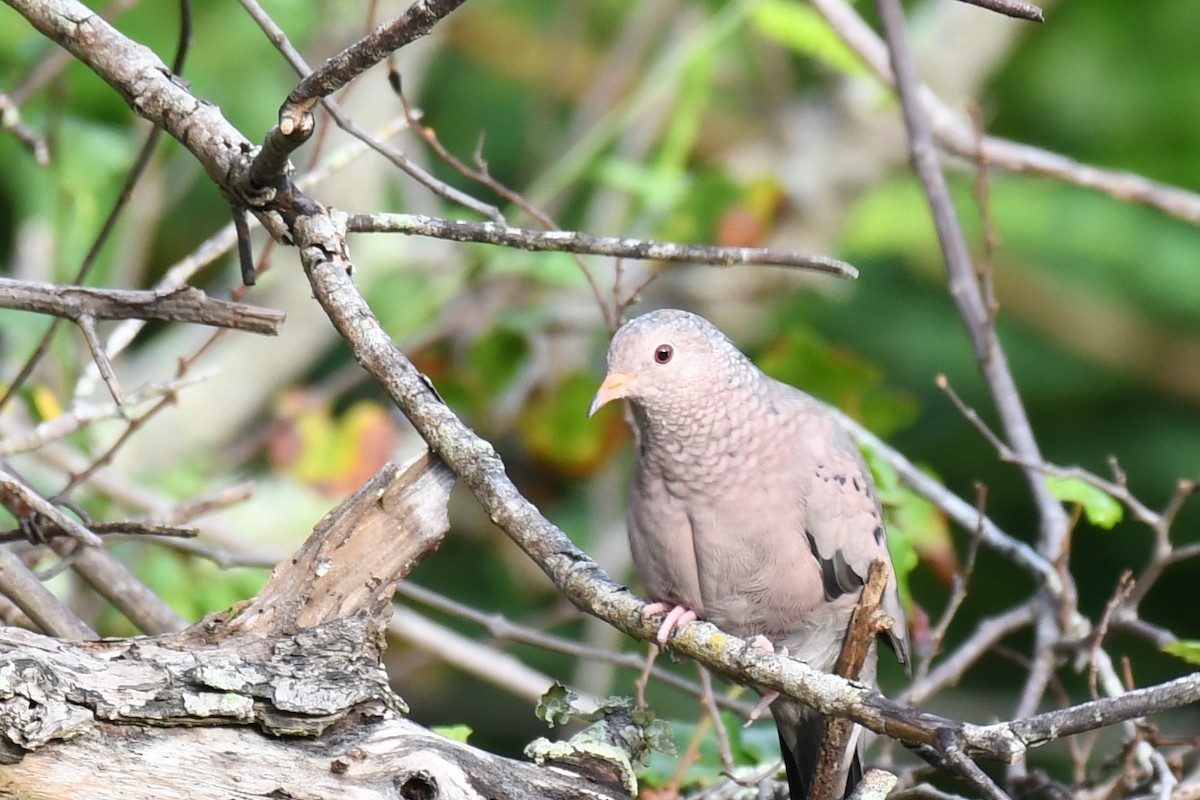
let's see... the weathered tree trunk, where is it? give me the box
[0,453,633,800]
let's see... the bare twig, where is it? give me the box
[395,581,755,716]
[1088,572,1135,700]
[0,520,197,544]
[914,485,985,683]
[811,0,1200,228]
[951,0,1043,23]
[75,315,124,405]
[0,463,102,548]
[237,0,501,221]
[0,92,49,164]
[0,279,285,334]
[831,406,1060,592]
[875,0,1070,563]
[0,372,213,457]
[901,604,1035,706]
[697,666,737,775]
[253,0,469,188]
[0,547,96,638]
[392,78,616,328]
[389,604,578,707]
[345,212,860,279]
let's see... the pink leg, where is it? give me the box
[745,637,787,726]
[642,601,698,645]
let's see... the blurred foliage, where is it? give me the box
[1163,641,1200,668]
[2,0,1198,788]
[639,710,779,792]
[1044,476,1123,531]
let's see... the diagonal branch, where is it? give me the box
[951,0,1043,22]
[252,0,470,187]
[811,0,1200,228]
[292,207,1200,769]
[873,0,1070,562]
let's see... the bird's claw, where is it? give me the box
[643,601,698,645]
[745,637,787,726]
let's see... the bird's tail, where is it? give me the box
[773,700,863,800]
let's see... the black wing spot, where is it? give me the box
[873,525,885,545]
[805,531,866,602]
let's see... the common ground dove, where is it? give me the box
[589,308,909,800]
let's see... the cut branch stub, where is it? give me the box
[226,451,455,639]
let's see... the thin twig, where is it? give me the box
[345,212,860,278]
[698,666,737,775]
[914,485,986,684]
[74,315,123,405]
[0,371,213,457]
[950,0,1043,23]
[0,520,197,544]
[392,77,616,329]
[0,0,193,415]
[0,463,102,548]
[0,92,49,164]
[251,0,471,195]
[830,406,1060,592]
[1088,572,1135,701]
[810,0,1200,228]
[395,580,755,716]
[237,0,501,221]
[901,604,1035,706]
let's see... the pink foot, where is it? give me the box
[745,637,788,726]
[642,601,698,645]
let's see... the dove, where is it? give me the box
[589,308,909,800]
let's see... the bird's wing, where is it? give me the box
[779,385,911,667]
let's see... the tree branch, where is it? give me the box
[345,212,860,278]
[0,278,285,334]
[810,0,1200,228]
[292,206,1199,769]
[253,0,470,188]
[0,547,96,638]
[951,0,1043,22]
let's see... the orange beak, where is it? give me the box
[588,371,634,417]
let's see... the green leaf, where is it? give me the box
[750,0,866,76]
[1162,640,1200,666]
[1045,476,1124,529]
[431,724,473,743]
[860,448,956,605]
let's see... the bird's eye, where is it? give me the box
[654,344,674,364]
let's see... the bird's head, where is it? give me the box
[589,309,747,418]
